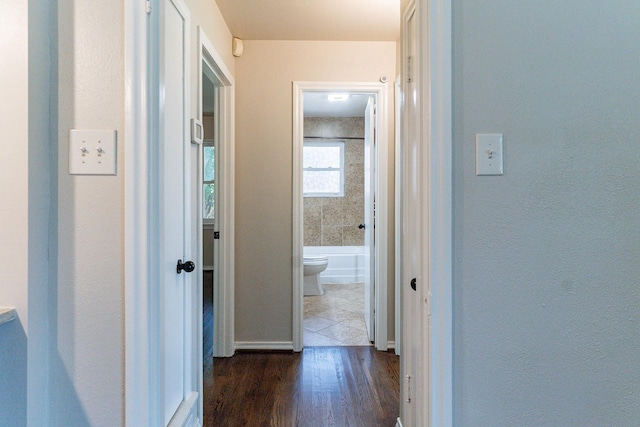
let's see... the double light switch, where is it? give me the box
[69,129,117,175]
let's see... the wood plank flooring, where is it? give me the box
[202,273,399,426]
[203,270,214,374]
[204,347,399,426]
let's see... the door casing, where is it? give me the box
[292,81,389,352]
[396,0,454,425]
[197,27,236,359]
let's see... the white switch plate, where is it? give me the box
[476,133,503,175]
[69,130,117,175]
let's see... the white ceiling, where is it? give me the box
[214,0,400,41]
[304,93,370,117]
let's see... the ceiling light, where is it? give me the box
[328,93,349,102]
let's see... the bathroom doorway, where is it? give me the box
[301,93,372,346]
[292,82,390,351]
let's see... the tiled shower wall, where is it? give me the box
[304,117,365,246]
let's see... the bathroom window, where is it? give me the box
[203,143,215,221]
[303,141,345,197]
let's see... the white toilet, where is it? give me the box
[303,256,329,296]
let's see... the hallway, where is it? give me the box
[204,346,399,426]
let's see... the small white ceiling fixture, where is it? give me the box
[328,94,349,102]
[304,93,369,117]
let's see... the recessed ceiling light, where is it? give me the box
[328,93,349,102]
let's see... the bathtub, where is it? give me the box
[304,246,365,284]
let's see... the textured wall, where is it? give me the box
[453,2,640,425]
[0,2,30,424]
[235,40,396,344]
[52,0,125,424]
[304,117,365,247]
[49,0,233,425]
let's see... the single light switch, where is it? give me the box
[69,130,117,175]
[476,133,503,175]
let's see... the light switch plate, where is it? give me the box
[476,133,503,175]
[69,130,117,175]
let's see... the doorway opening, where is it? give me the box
[301,93,373,346]
[197,27,236,367]
[292,82,390,352]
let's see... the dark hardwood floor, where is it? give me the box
[204,347,399,426]
[203,270,214,375]
[202,274,400,426]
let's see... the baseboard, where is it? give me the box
[234,341,294,351]
[387,341,396,350]
[395,417,403,427]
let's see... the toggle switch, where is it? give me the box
[476,133,503,175]
[69,129,117,175]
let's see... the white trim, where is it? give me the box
[394,74,403,357]
[420,0,453,425]
[400,4,420,424]
[234,341,294,351]
[292,81,389,352]
[387,341,396,350]
[198,27,236,358]
[174,4,196,425]
[124,0,153,425]
[292,86,304,352]
[167,392,200,427]
[395,417,404,427]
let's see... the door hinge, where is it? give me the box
[213,231,220,239]
[145,0,152,14]
[407,56,413,83]
[405,375,412,403]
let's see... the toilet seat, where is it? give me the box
[303,256,328,265]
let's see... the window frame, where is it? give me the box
[302,140,346,197]
[203,140,215,223]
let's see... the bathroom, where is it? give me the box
[302,93,371,346]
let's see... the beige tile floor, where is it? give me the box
[303,283,372,346]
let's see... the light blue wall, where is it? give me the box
[0,1,51,425]
[453,2,640,425]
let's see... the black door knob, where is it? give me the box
[177,259,195,274]
[358,224,366,229]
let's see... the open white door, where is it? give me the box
[400,3,424,426]
[363,97,376,342]
[160,0,199,425]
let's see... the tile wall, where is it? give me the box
[304,117,365,246]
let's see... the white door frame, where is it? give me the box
[420,0,453,423]
[394,75,403,357]
[124,1,203,425]
[399,0,453,425]
[197,27,236,358]
[292,81,389,352]
[397,0,453,425]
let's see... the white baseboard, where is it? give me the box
[395,417,403,427]
[387,341,396,350]
[234,341,294,351]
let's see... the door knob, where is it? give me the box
[358,224,366,229]
[177,259,195,274]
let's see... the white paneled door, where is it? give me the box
[160,0,199,425]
